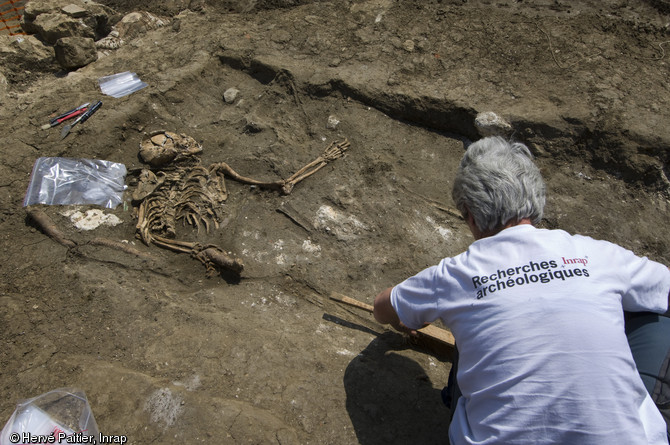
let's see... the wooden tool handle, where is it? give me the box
[329,292,455,347]
[331,292,374,312]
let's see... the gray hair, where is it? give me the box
[451,136,545,233]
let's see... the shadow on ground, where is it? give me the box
[344,332,451,445]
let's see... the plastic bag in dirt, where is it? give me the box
[0,388,99,445]
[98,71,147,98]
[23,157,127,208]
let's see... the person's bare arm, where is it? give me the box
[373,287,416,335]
[373,287,396,323]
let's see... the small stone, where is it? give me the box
[474,111,512,137]
[61,4,87,18]
[326,115,340,130]
[223,87,239,104]
[402,39,415,52]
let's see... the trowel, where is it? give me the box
[61,100,103,139]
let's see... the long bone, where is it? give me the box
[210,139,350,195]
[150,234,244,275]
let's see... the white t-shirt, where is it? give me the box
[391,224,670,445]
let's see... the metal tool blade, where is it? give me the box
[60,120,77,139]
[60,100,102,139]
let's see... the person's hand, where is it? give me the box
[391,319,420,337]
[374,287,423,337]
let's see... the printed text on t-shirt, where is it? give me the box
[471,258,590,299]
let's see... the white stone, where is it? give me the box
[62,209,122,231]
[475,111,512,137]
[326,115,340,129]
[223,87,239,104]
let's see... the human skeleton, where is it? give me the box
[132,131,350,276]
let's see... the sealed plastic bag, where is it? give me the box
[23,157,127,208]
[98,71,147,98]
[0,388,99,445]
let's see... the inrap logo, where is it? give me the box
[562,256,588,266]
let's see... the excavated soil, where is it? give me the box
[1,1,669,444]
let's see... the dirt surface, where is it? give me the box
[1,1,670,444]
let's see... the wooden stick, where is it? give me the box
[331,292,375,312]
[329,292,455,347]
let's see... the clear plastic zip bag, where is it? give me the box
[23,157,127,209]
[98,71,147,98]
[0,388,100,445]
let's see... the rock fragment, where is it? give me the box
[54,36,97,70]
[27,13,92,44]
[21,0,120,42]
[224,87,240,104]
[326,115,340,130]
[474,111,512,137]
[61,4,87,19]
